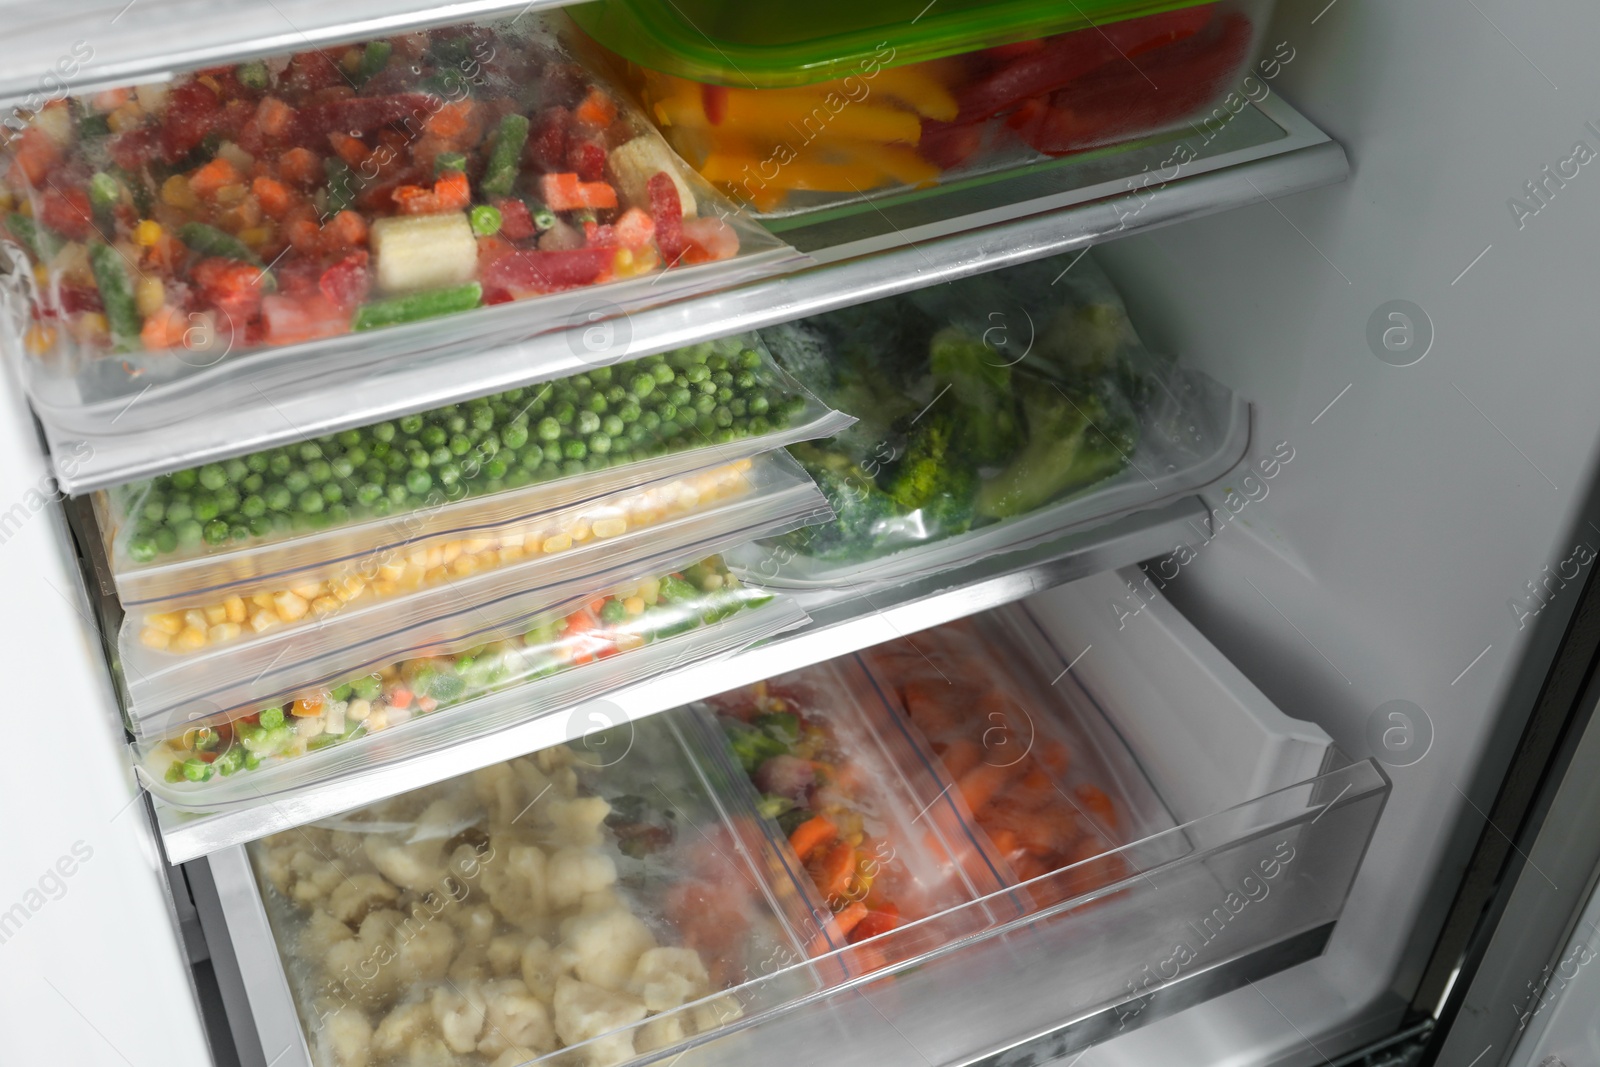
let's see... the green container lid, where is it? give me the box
[567,0,1215,88]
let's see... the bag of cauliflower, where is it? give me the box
[248,715,818,1067]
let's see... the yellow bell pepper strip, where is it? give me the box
[654,89,923,145]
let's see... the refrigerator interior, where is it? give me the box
[5,0,1599,1065]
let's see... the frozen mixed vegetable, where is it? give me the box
[109,336,810,566]
[250,728,795,1067]
[2,12,746,364]
[762,254,1148,565]
[706,667,991,958]
[148,557,768,786]
[591,4,1254,213]
[134,460,756,655]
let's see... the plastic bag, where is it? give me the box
[858,605,1174,897]
[102,332,849,597]
[688,658,1009,966]
[245,716,818,1067]
[741,248,1245,587]
[0,10,796,413]
[123,455,826,725]
[141,554,807,807]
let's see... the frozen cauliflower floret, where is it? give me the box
[286,850,345,905]
[478,978,557,1057]
[635,1013,687,1055]
[322,1004,373,1067]
[452,903,498,950]
[474,763,522,826]
[509,759,557,808]
[491,1048,543,1067]
[487,934,525,977]
[546,847,617,911]
[358,909,405,947]
[392,919,457,986]
[401,1035,455,1067]
[553,977,647,1059]
[545,796,612,848]
[364,837,445,894]
[630,947,711,1012]
[296,909,353,959]
[329,874,400,926]
[520,937,572,1003]
[565,908,657,992]
[447,843,493,894]
[481,843,548,931]
[431,983,486,1054]
[371,1001,434,1061]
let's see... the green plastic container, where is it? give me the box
[568,0,1217,87]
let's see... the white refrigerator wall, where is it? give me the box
[1081,0,1600,1062]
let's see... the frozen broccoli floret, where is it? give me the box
[928,326,1022,465]
[881,414,977,537]
[776,443,901,560]
[759,320,836,394]
[976,382,1136,521]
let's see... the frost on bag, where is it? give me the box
[759,250,1192,568]
[248,717,813,1067]
[0,10,784,391]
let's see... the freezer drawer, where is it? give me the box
[190,567,1387,1067]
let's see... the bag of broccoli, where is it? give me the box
[749,250,1243,581]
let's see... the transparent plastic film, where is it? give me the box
[857,606,1177,903]
[575,2,1271,217]
[124,463,827,725]
[244,716,820,1067]
[686,658,1009,968]
[735,248,1245,588]
[121,451,820,665]
[139,554,807,806]
[103,332,850,596]
[0,10,798,424]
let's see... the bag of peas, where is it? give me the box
[120,454,829,727]
[101,332,850,608]
[137,553,808,808]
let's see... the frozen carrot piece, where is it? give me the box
[813,841,857,902]
[788,815,837,861]
[939,738,983,781]
[957,761,1013,815]
[833,900,869,937]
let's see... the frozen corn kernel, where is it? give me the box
[640,578,661,605]
[133,219,162,246]
[203,604,228,625]
[147,612,183,636]
[623,596,645,617]
[378,562,405,582]
[592,517,628,539]
[346,699,371,723]
[450,555,478,577]
[223,597,247,624]
[273,591,309,622]
[290,582,324,600]
[499,534,524,549]
[251,592,276,610]
[372,579,397,596]
[174,627,207,651]
[208,622,242,643]
[541,534,572,553]
[183,609,208,631]
[249,612,280,634]
[464,538,494,554]
[500,545,524,562]
[571,522,592,543]
[440,542,462,565]
[140,627,172,650]
[310,595,340,616]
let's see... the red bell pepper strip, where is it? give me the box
[954,5,1217,123]
[481,246,613,295]
[1022,12,1251,156]
[646,171,686,265]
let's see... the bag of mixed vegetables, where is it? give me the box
[755,250,1207,576]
